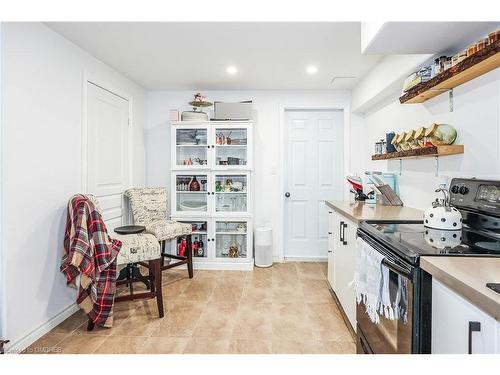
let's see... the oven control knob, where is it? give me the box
[451,185,459,194]
[459,186,469,195]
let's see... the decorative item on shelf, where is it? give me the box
[386,132,397,153]
[467,43,478,57]
[227,157,240,165]
[229,238,240,258]
[424,123,457,146]
[224,179,233,192]
[406,130,420,150]
[181,92,213,121]
[215,181,222,192]
[392,133,404,152]
[414,126,426,148]
[232,181,243,192]
[197,239,204,257]
[178,238,187,257]
[189,176,200,191]
[488,29,499,45]
[374,140,383,155]
[400,132,412,151]
[237,223,247,232]
[477,38,489,51]
[170,109,180,121]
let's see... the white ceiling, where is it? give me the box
[362,22,500,55]
[45,22,381,90]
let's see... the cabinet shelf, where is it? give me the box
[372,145,464,160]
[400,40,500,104]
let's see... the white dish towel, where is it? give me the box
[354,237,395,324]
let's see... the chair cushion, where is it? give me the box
[113,233,161,265]
[145,220,192,241]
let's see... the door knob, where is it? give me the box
[285,192,290,198]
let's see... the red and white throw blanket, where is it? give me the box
[60,194,122,327]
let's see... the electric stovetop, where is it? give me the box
[359,220,500,266]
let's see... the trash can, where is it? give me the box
[254,226,273,268]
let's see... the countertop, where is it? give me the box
[421,257,500,321]
[325,201,423,223]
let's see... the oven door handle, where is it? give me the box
[382,257,413,279]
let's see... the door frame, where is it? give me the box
[279,103,351,262]
[81,70,134,194]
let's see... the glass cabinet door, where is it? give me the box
[174,127,209,169]
[173,173,210,215]
[173,220,209,258]
[214,173,249,215]
[215,220,249,259]
[214,126,249,169]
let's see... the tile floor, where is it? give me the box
[24,262,355,354]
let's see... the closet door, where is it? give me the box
[86,82,130,231]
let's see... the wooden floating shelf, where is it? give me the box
[372,145,464,161]
[400,40,500,104]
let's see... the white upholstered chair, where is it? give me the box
[124,187,194,278]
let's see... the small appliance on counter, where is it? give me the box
[346,174,373,201]
[364,172,402,206]
[356,177,500,354]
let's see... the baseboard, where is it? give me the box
[283,256,327,262]
[192,262,254,271]
[6,303,79,354]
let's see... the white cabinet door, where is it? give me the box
[213,218,253,261]
[333,215,357,330]
[171,172,211,217]
[171,123,210,170]
[213,172,251,217]
[432,279,499,354]
[212,123,252,170]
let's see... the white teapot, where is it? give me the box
[424,186,463,230]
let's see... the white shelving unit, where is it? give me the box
[170,120,254,270]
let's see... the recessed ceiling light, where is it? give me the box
[306,65,318,75]
[226,66,238,75]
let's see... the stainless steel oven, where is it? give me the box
[356,232,432,354]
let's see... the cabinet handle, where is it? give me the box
[468,321,481,354]
[328,232,332,235]
[211,145,215,148]
[207,145,210,149]
[207,238,211,242]
[342,223,347,245]
[339,221,344,243]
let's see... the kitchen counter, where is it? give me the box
[325,201,423,223]
[421,257,500,321]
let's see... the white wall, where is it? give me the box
[146,90,351,259]
[0,22,147,350]
[351,68,500,210]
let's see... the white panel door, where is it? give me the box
[86,82,130,232]
[284,110,343,259]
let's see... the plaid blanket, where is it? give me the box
[60,194,122,327]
